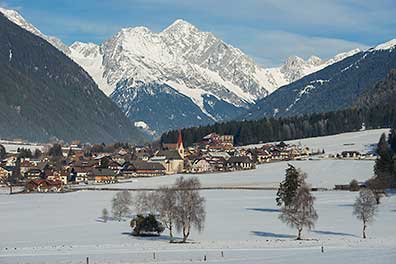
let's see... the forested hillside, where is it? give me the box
[0,13,145,143]
[162,70,396,146]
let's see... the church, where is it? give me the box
[152,130,185,174]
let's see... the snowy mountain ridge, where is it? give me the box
[0,7,368,134]
[0,7,71,55]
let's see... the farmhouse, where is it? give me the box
[226,156,255,170]
[121,161,166,177]
[90,168,117,184]
[25,179,63,193]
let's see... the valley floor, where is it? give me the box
[1,182,395,263]
[1,129,395,264]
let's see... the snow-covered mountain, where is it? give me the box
[247,39,396,120]
[69,20,361,134]
[0,7,361,135]
[0,7,71,55]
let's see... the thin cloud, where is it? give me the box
[0,1,22,10]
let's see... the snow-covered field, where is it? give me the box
[1,190,395,264]
[98,159,374,190]
[1,129,395,264]
[242,128,390,155]
[0,141,46,154]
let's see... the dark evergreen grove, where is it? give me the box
[161,70,396,147]
[372,128,396,188]
[161,105,395,147]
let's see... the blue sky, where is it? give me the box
[1,0,395,66]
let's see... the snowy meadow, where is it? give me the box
[1,187,395,264]
[1,129,395,264]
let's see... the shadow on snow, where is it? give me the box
[246,208,280,213]
[311,230,357,237]
[251,231,294,238]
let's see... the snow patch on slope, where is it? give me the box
[69,42,113,95]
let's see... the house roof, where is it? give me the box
[156,149,183,160]
[227,156,253,163]
[91,168,116,176]
[27,179,62,187]
[1,166,14,172]
[126,161,166,171]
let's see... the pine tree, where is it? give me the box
[374,133,393,183]
[0,144,6,160]
[276,164,306,207]
[389,128,396,152]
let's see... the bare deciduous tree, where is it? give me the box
[367,177,387,204]
[174,177,206,243]
[353,189,378,239]
[279,183,318,240]
[135,191,160,215]
[158,187,178,242]
[112,190,132,221]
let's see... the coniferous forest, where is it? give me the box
[161,70,396,146]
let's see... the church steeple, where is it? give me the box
[177,129,185,159]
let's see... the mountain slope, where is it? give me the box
[0,7,70,55]
[0,13,145,143]
[246,40,396,119]
[71,20,359,135]
[354,68,396,108]
[0,7,361,135]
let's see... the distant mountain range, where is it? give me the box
[246,39,396,119]
[70,21,360,135]
[1,7,395,140]
[0,7,361,136]
[0,11,145,143]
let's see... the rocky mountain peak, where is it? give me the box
[307,56,323,66]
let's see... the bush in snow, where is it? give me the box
[102,208,109,223]
[349,179,360,192]
[130,214,165,236]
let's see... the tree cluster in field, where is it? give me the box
[277,164,379,240]
[107,177,205,243]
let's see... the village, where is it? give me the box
[0,131,375,193]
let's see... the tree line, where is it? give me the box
[161,104,396,147]
[369,128,396,191]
